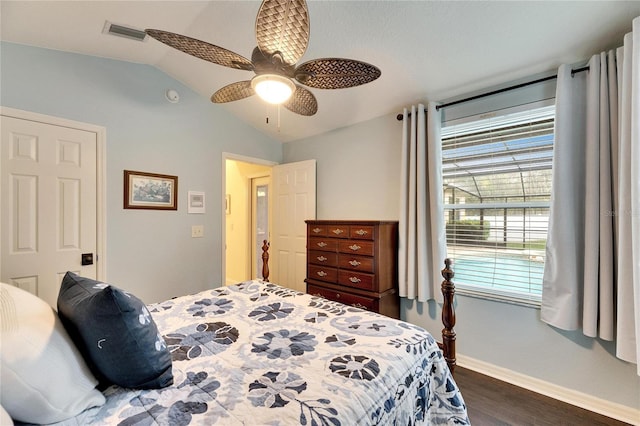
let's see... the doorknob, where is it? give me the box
[81,253,93,266]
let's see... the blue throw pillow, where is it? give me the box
[57,272,173,389]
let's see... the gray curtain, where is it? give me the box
[542,17,639,372]
[398,103,446,302]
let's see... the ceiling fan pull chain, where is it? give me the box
[277,104,281,132]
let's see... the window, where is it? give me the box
[441,104,555,304]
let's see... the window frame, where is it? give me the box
[440,100,555,307]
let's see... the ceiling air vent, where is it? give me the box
[103,21,147,41]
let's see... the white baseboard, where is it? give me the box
[457,354,639,425]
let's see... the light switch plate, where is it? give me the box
[191,225,204,238]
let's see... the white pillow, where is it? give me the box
[0,405,13,426]
[0,283,105,424]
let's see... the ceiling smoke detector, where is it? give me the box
[103,21,147,42]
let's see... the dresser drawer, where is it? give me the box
[309,250,338,267]
[338,240,374,256]
[307,284,377,311]
[349,225,374,240]
[327,225,349,238]
[308,224,327,237]
[309,237,338,252]
[338,254,374,272]
[308,265,337,283]
[338,270,374,291]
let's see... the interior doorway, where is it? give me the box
[251,176,270,280]
[224,157,272,285]
[1,108,106,308]
[223,155,316,290]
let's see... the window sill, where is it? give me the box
[455,286,541,309]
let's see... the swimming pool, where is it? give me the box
[450,256,544,295]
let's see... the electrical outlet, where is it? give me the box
[191,225,204,238]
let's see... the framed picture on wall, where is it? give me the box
[123,170,178,210]
[188,191,205,214]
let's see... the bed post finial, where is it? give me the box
[261,240,270,282]
[441,258,457,374]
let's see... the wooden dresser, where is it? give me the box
[305,220,399,319]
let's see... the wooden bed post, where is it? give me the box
[261,240,270,281]
[441,258,457,374]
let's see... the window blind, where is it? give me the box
[441,105,555,303]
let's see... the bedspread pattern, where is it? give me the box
[72,280,469,425]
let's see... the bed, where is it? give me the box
[1,244,468,425]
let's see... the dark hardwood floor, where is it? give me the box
[453,367,632,426]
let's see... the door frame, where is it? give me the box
[0,106,107,281]
[221,152,276,284]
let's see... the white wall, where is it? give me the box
[0,42,282,303]
[283,111,640,412]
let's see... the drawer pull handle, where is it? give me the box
[317,271,328,277]
[348,244,361,251]
[312,293,323,298]
[312,228,322,233]
[352,303,368,310]
[332,229,344,235]
[349,276,362,283]
[317,242,328,248]
[335,293,340,299]
[355,229,368,236]
[317,255,328,262]
[349,260,361,267]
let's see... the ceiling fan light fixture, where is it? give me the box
[145,0,379,116]
[251,74,295,104]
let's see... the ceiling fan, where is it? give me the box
[145,0,381,116]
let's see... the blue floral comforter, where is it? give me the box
[67,280,469,425]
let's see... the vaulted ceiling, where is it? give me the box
[2,1,639,142]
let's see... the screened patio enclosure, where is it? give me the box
[441,105,555,300]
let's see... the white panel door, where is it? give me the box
[1,115,97,307]
[271,160,316,291]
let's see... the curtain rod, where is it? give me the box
[395,65,589,121]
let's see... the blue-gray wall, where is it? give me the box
[283,112,640,411]
[1,42,282,303]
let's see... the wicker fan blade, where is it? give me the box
[294,58,381,89]
[146,29,254,71]
[283,85,317,116]
[211,81,255,103]
[255,0,309,67]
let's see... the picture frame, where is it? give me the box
[188,191,205,214]
[123,170,178,210]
